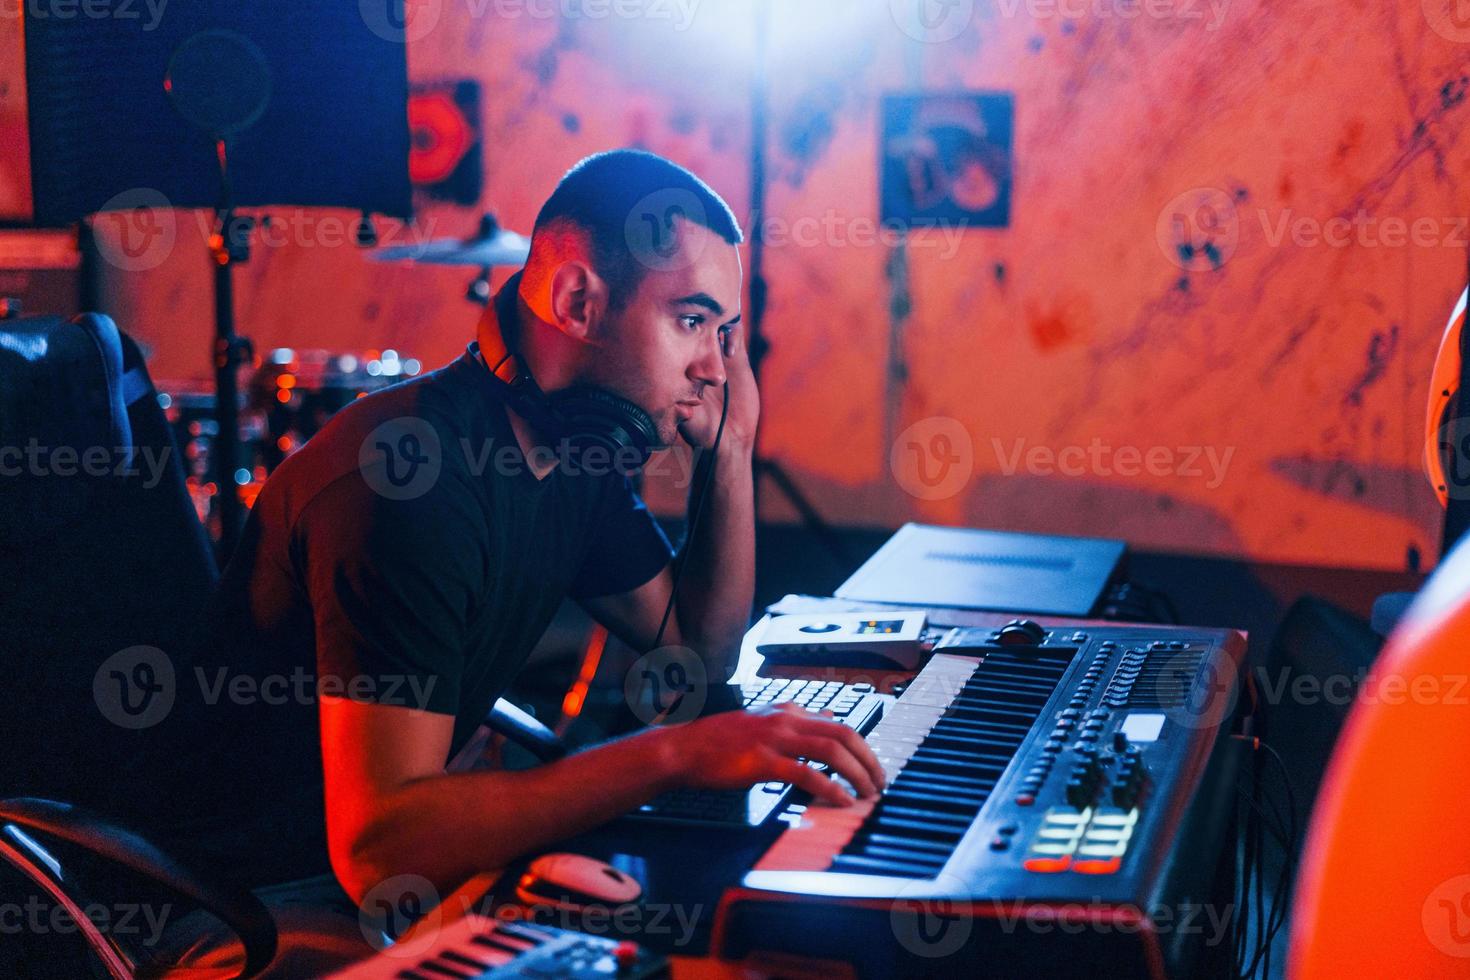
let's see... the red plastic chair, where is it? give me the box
[1290,534,1470,977]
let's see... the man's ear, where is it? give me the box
[548,261,609,343]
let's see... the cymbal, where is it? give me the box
[372,214,530,268]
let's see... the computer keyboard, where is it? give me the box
[625,677,885,830]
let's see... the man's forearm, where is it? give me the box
[336,725,681,904]
[673,438,755,680]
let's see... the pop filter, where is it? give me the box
[164,30,273,141]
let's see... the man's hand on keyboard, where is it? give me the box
[663,702,887,807]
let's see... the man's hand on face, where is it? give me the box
[677,321,760,453]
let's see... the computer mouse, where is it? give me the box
[515,853,643,913]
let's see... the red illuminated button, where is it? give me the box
[614,940,640,970]
[1073,856,1123,875]
[1015,793,1036,806]
[1023,855,1073,873]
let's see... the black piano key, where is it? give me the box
[889,769,993,792]
[395,972,433,980]
[829,854,935,878]
[887,787,991,808]
[881,787,984,813]
[906,745,994,765]
[844,842,950,868]
[865,814,967,841]
[471,933,532,955]
[923,714,1029,734]
[440,950,491,971]
[854,831,955,855]
[820,644,1078,879]
[870,803,974,829]
[418,961,479,979]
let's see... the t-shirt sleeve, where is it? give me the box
[297,472,485,717]
[568,474,675,599]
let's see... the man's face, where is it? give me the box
[586,220,744,447]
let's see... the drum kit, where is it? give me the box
[162,214,530,530]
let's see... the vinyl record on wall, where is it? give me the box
[408,79,483,206]
[881,91,1013,229]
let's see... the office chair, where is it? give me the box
[1289,530,1470,978]
[0,311,278,977]
[0,312,565,977]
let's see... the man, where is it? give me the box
[177,150,885,912]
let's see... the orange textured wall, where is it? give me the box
[58,1,1470,571]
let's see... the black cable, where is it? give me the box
[1235,787,1293,978]
[651,382,729,652]
[1230,734,1302,979]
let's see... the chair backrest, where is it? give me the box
[0,312,218,821]
[1289,533,1470,977]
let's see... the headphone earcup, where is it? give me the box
[546,386,661,469]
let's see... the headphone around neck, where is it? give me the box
[476,276,662,472]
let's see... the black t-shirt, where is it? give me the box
[163,345,672,888]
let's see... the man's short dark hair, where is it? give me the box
[534,149,743,309]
